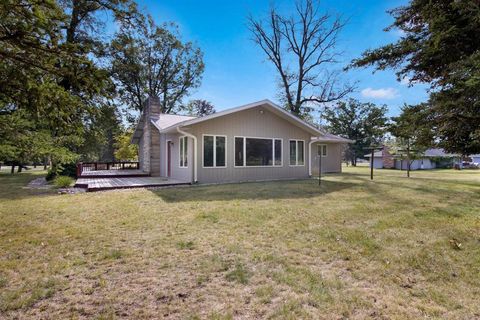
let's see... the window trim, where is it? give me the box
[179,136,188,168]
[202,134,227,168]
[318,144,328,157]
[234,136,283,168]
[289,139,306,167]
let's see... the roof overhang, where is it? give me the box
[311,136,354,144]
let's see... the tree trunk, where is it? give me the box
[11,165,15,174]
[17,164,22,173]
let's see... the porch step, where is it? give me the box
[78,169,149,179]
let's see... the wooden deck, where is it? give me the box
[79,169,149,178]
[75,176,190,192]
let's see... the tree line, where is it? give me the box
[1,0,478,175]
[0,0,214,175]
[250,0,479,161]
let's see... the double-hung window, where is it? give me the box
[318,144,327,157]
[179,136,188,168]
[289,140,305,166]
[234,137,282,167]
[203,135,226,167]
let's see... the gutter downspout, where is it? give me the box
[177,127,198,183]
[308,138,318,177]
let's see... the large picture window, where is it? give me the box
[235,137,282,167]
[203,135,226,168]
[179,136,188,168]
[289,140,305,166]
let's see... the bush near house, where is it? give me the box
[53,176,74,188]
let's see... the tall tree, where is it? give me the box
[248,0,354,117]
[321,99,388,165]
[350,0,480,155]
[183,99,216,117]
[0,0,140,172]
[389,104,434,152]
[110,16,204,121]
[79,102,123,162]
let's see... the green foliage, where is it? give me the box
[45,169,57,182]
[80,103,123,162]
[321,99,388,165]
[110,15,204,121]
[389,103,435,155]
[114,130,138,161]
[0,0,141,170]
[53,176,74,188]
[351,0,480,155]
[183,99,216,117]
[57,162,78,178]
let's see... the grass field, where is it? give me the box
[0,167,479,319]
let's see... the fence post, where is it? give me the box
[76,163,82,177]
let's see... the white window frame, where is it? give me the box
[234,136,283,168]
[202,134,227,168]
[289,139,306,166]
[318,144,327,157]
[179,136,188,168]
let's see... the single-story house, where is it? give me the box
[132,97,351,184]
[365,147,462,170]
[364,146,395,169]
[470,154,480,164]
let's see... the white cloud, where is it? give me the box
[361,87,399,99]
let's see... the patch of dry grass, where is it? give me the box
[0,167,479,319]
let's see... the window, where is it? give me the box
[289,140,305,166]
[317,144,327,157]
[179,136,188,168]
[203,135,226,167]
[234,137,282,167]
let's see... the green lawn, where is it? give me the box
[0,167,479,319]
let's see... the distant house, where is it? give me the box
[365,147,462,170]
[470,154,480,164]
[132,97,351,184]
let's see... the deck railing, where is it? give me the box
[76,161,140,176]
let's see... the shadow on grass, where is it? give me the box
[153,179,357,203]
[0,171,55,200]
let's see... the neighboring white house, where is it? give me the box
[471,154,480,164]
[365,147,462,170]
[132,97,352,184]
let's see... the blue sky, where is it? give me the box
[137,0,429,116]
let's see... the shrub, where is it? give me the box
[46,162,78,181]
[58,162,78,178]
[45,169,57,181]
[53,176,74,188]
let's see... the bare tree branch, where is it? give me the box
[248,0,354,116]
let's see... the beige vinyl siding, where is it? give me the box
[164,133,193,182]
[185,106,312,183]
[310,143,343,174]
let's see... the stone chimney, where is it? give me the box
[145,96,161,117]
[140,96,161,176]
[382,146,395,169]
